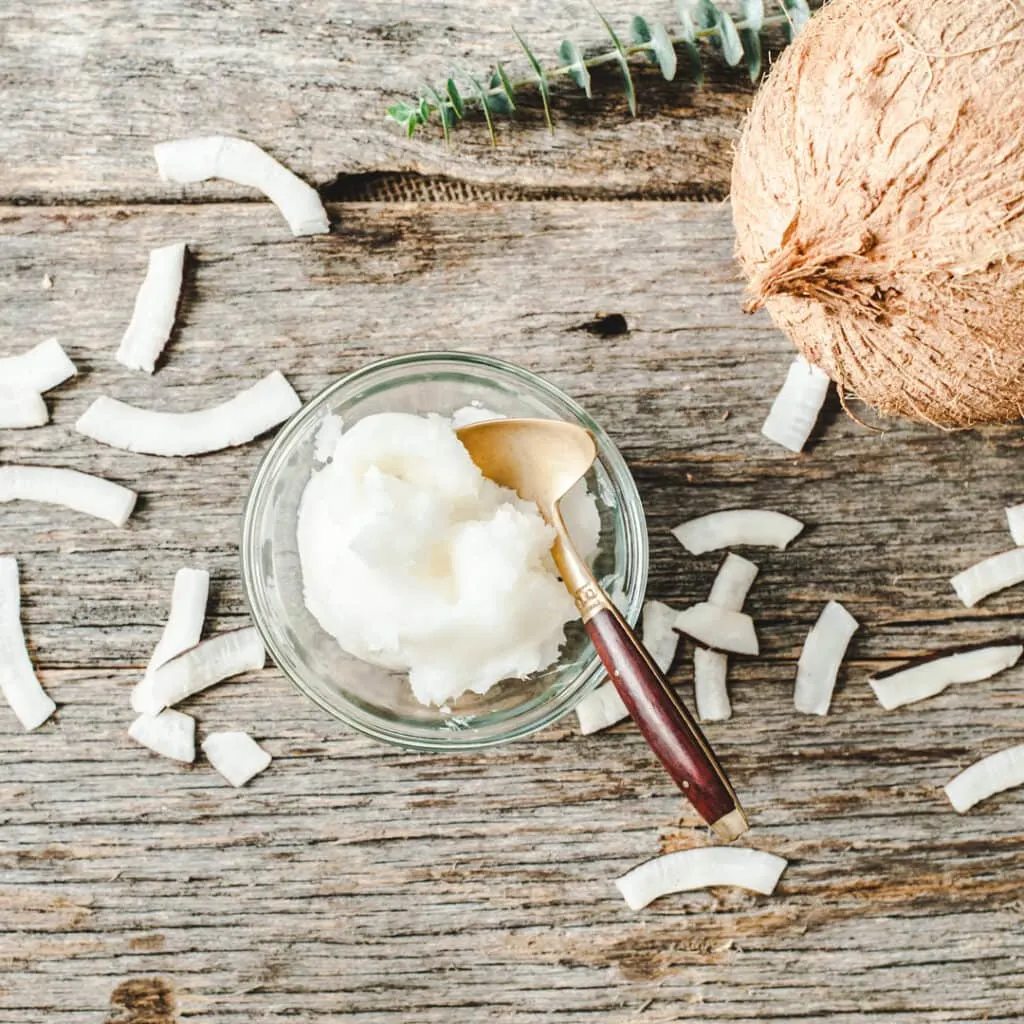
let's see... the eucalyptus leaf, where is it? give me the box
[593,7,637,116]
[631,15,652,51]
[674,0,696,43]
[739,0,764,32]
[467,74,498,144]
[512,27,554,132]
[687,0,719,32]
[680,39,704,87]
[648,21,677,81]
[715,10,744,66]
[780,0,811,39]
[559,38,592,97]
[740,27,762,81]
[488,64,516,113]
[424,83,452,145]
[446,78,465,119]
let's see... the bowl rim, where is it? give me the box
[241,350,649,750]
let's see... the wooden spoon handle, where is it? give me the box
[585,607,748,841]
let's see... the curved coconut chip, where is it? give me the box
[133,627,266,714]
[707,552,759,613]
[116,242,186,374]
[0,338,76,393]
[575,682,629,735]
[129,709,196,763]
[793,600,859,716]
[0,390,48,430]
[202,731,272,787]
[869,643,1023,711]
[693,647,730,722]
[761,356,831,453]
[642,600,679,675]
[674,603,759,656]
[945,744,1024,814]
[75,371,302,457]
[0,558,55,731]
[154,136,330,237]
[131,568,211,713]
[0,465,136,526]
[615,846,788,910]
[1006,504,1024,547]
[673,510,804,555]
[951,548,1024,607]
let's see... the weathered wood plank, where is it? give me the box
[1,202,1023,1022]
[1,0,790,203]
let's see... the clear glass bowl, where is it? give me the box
[241,352,648,750]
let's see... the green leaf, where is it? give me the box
[445,78,465,119]
[674,0,696,42]
[467,73,498,145]
[385,102,415,126]
[424,83,452,145]
[739,0,764,32]
[559,38,592,98]
[680,40,704,87]
[740,27,762,81]
[715,9,744,66]
[418,97,431,124]
[512,27,553,132]
[780,0,811,40]
[488,63,517,113]
[649,21,678,81]
[593,7,637,116]
[687,0,719,32]
[634,17,677,81]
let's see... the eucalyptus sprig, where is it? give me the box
[387,0,812,144]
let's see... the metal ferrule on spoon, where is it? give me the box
[457,418,749,842]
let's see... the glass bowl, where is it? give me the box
[241,352,648,750]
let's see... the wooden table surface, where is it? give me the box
[3,3,1023,1022]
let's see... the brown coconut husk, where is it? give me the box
[731,0,1024,427]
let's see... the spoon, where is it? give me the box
[457,418,748,842]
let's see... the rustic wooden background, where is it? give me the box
[2,2,1023,1022]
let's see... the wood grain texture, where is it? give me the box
[1,201,1023,1022]
[0,0,793,203]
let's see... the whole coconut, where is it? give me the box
[731,0,1024,426]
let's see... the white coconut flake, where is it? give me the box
[129,709,196,763]
[694,648,731,722]
[450,404,504,429]
[1006,504,1024,546]
[642,600,679,674]
[0,338,76,393]
[154,136,330,237]
[202,730,272,787]
[147,568,210,674]
[0,465,137,526]
[793,600,859,716]
[675,603,759,656]
[0,390,48,429]
[761,356,831,453]
[116,242,186,373]
[945,744,1024,813]
[672,510,804,555]
[0,558,55,731]
[75,371,302,457]
[312,414,344,464]
[951,548,1024,607]
[134,627,266,714]
[131,568,211,713]
[707,553,759,612]
[575,682,629,735]
[868,643,1023,711]
[615,847,788,910]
